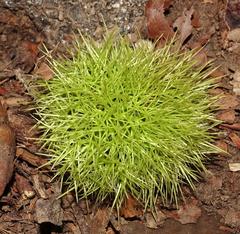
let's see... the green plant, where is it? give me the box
[34,33,220,211]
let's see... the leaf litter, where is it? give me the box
[0,0,240,233]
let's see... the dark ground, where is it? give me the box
[0,0,240,233]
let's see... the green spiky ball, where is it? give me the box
[34,33,219,211]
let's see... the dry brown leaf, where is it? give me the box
[220,123,240,131]
[209,69,225,78]
[11,41,39,73]
[191,10,201,28]
[145,0,174,41]
[166,197,201,224]
[215,140,228,153]
[217,110,236,124]
[120,195,143,218]
[145,210,167,228]
[208,88,224,96]
[145,213,158,229]
[180,7,194,45]
[0,102,15,197]
[0,87,7,95]
[197,35,211,46]
[193,49,208,67]
[173,7,194,46]
[217,94,238,110]
[35,62,54,80]
[229,132,240,149]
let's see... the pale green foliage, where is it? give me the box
[34,33,220,211]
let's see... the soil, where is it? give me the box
[0,0,240,233]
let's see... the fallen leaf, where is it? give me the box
[217,110,236,124]
[215,140,228,153]
[193,49,208,67]
[166,197,201,224]
[209,69,225,78]
[217,94,238,110]
[229,132,240,149]
[208,88,224,96]
[191,10,201,28]
[229,163,240,172]
[145,0,174,41]
[220,123,240,131]
[188,40,209,68]
[0,102,15,197]
[198,35,212,46]
[173,7,194,46]
[145,210,166,228]
[120,195,143,218]
[145,213,158,229]
[0,87,8,95]
[11,41,39,73]
[35,62,54,80]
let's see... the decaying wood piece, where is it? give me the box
[16,147,48,167]
[0,102,16,196]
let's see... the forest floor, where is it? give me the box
[0,0,240,233]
